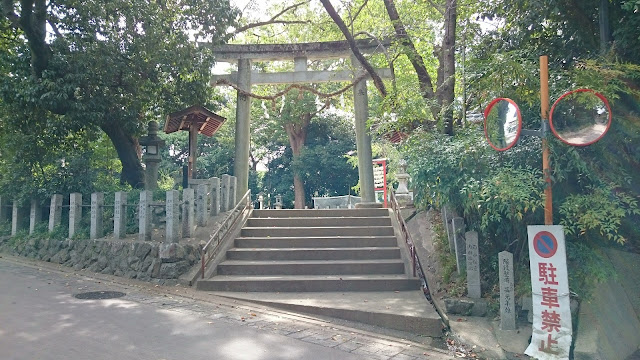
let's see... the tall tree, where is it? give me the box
[320,0,458,134]
[0,0,238,188]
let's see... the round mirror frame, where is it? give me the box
[549,88,612,147]
[484,97,523,152]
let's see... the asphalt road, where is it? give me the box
[0,255,448,360]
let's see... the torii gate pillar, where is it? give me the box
[234,59,252,198]
[352,57,376,205]
[211,41,391,203]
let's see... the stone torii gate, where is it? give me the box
[211,40,392,206]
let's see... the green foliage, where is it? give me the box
[0,221,11,237]
[559,187,639,244]
[565,242,616,300]
[261,112,359,208]
[0,0,239,193]
[404,121,638,298]
[432,219,458,284]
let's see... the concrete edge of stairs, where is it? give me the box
[210,291,445,337]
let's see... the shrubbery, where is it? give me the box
[403,125,638,300]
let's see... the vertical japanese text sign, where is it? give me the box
[525,225,572,359]
[372,159,387,207]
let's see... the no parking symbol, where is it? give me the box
[533,231,558,258]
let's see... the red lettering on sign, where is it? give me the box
[538,333,559,354]
[541,287,560,308]
[541,310,562,333]
[538,262,559,286]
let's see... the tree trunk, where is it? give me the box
[101,122,145,188]
[438,0,457,135]
[383,0,437,121]
[599,0,611,54]
[319,0,387,97]
[383,0,456,133]
[285,114,310,209]
[293,173,305,209]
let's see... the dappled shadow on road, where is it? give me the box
[0,260,363,360]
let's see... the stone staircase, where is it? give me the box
[196,208,420,292]
[196,208,443,336]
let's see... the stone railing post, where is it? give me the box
[221,174,231,212]
[182,188,194,238]
[113,191,127,239]
[210,177,220,217]
[165,190,180,243]
[196,184,208,227]
[90,192,104,239]
[48,194,63,232]
[29,199,41,234]
[139,190,152,241]
[69,193,82,238]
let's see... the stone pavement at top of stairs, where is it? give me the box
[0,253,455,360]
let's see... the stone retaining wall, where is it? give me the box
[0,236,200,284]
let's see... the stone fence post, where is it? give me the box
[139,190,152,241]
[11,200,20,236]
[69,193,82,238]
[48,194,63,232]
[114,191,127,239]
[221,174,231,212]
[165,190,180,243]
[182,188,194,238]
[90,192,104,239]
[210,177,220,217]
[29,199,41,234]
[196,184,208,227]
[229,175,237,209]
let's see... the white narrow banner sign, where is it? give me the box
[525,225,572,359]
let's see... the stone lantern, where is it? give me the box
[275,194,283,210]
[258,192,265,209]
[139,121,166,190]
[395,159,412,207]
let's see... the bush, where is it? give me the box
[403,125,638,300]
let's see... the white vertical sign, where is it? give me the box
[525,225,572,360]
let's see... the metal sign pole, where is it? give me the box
[540,55,553,225]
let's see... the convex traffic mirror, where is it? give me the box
[484,98,522,151]
[549,89,612,146]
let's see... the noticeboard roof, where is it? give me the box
[164,105,226,137]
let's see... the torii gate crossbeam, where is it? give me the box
[210,40,392,206]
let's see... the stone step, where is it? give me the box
[234,236,398,248]
[211,291,444,337]
[226,247,401,260]
[251,208,389,218]
[241,226,395,238]
[216,259,405,275]
[197,275,421,292]
[246,216,391,228]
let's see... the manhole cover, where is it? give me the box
[74,291,126,300]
